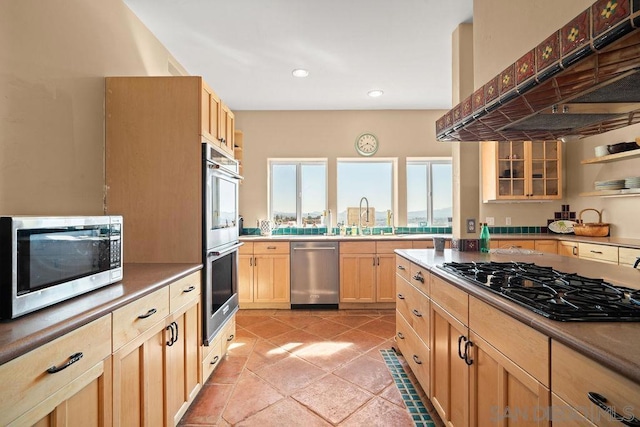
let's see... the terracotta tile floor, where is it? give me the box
[179,309,444,426]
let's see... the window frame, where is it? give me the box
[406,157,452,227]
[268,158,328,227]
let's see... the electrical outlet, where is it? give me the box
[466,219,476,233]
[486,217,495,226]
[506,217,512,225]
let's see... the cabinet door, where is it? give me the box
[557,241,578,258]
[470,332,550,427]
[529,140,561,199]
[165,301,201,426]
[254,254,290,302]
[225,107,235,154]
[430,303,469,427]
[238,254,254,303]
[534,240,558,254]
[201,81,220,143]
[340,254,376,302]
[376,253,397,302]
[112,325,165,427]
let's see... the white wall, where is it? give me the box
[0,0,186,215]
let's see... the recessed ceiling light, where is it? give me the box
[292,69,309,78]
[368,90,384,97]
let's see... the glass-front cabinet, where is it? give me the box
[482,140,562,202]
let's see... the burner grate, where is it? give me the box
[440,262,640,322]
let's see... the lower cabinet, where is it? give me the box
[578,242,618,264]
[534,239,558,254]
[619,246,640,268]
[239,242,290,308]
[558,240,579,258]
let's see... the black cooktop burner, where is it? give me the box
[439,261,640,321]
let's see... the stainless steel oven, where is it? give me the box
[202,142,243,345]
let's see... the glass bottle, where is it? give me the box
[480,223,491,253]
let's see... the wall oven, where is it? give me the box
[202,143,243,345]
[0,216,123,319]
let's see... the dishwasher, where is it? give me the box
[290,241,339,309]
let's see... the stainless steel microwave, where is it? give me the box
[0,216,123,319]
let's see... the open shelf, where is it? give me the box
[581,148,640,164]
[580,188,640,197]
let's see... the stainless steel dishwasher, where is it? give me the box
[290,241,339,309]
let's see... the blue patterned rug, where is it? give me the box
[380,349,436,427]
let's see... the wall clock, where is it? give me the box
[355,133,379,156]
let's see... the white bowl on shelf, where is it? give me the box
[594,145,609,157]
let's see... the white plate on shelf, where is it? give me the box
[548,220,577,234]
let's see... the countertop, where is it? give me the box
[0,263,202,366]
[396,249,640,384]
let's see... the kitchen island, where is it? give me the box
[395,248,640,426]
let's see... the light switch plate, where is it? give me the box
[486,217,495,226]
[466,219,476,233]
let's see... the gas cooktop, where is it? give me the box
[439,262,640,322]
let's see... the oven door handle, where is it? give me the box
[207,163,243,181]
[207,242,244,258]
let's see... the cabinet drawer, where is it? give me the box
[619,246,640,267]
[340,241,376,254]
[430,275,468,325]
[552,340,640,427]
[396,311,430,395]
[550,393,597,427]
[376,240,412,254]
[409,262,429,296]
[253,242,289,254]
[534,239,558,254]
[0,315,111,426]
[578,243,618,264]
[490,239,535,250]
[395,255,411,283]
[239,242,254,255]
[396,278,429,347]
[113,287,170,351]
[169,271,201,312]
[220,315,236,355]
[201,334,222,383]
[469,297,549,386]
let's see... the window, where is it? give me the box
[407,159,452,226]
[337,159,396,227]
[269,160,327,226]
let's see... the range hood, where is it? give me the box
[436,0,640,142]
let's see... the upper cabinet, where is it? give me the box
[219,102,235,154]
[201,80,222,145]
[482,140,562,202]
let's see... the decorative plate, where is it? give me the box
[548,220,577,234]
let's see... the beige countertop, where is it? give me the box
[0,263,202,366]
[396,249,640,384]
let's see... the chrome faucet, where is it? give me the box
[359,197,369,235]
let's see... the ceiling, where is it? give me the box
[123,0,473,111]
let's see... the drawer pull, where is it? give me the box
[267,246,276,249]
[590,250,603,254]
[397,265,406,270]
[47,352,83,374]
[210,355,220,366]
[635,257,640,269]
[397,293,405,300]
[397,332,405,340]
[138,308,157,319]
[183,285,196,293]
[587,392,640,426]
[412,272,425,284]
[412,309,422,318]
[227,334,234,342]
[573,246,578,256]
[412,355,422,365]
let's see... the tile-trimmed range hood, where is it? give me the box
[436,0,640,142]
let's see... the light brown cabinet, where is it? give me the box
[534,239,558,254]
[489,239,535,250]
[619,246,640,268]
[239,242,290,308]
[482,140,562,202]
[219,102,235,154]
[578,242,618,264]
[558,240,579,258]
[201,80,221,145]
[0,316,112,427]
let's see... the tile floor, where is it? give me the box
[179,309,444,426]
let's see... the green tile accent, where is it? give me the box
[380,349,436,426]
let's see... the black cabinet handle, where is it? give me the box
[573,246,578,256]
[397,265,406,270]
[227,334,234,342]
[464,340,474,366]
[183,285,196,293]
[138,308,157,319]
[397,332,405,340]
[166,323,175,346]
[412,272,424,284]
[587,392,640,426]
[397,293,405,300]
[47,352,83,374]
[590,250,603,254]
[210,355,220,366]
[412,309,422,318]
[634,257,640,269]
[457,335,466,360]
[174,321,179,343]
[412,355,422,365]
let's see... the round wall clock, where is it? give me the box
[355,133,379,156]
